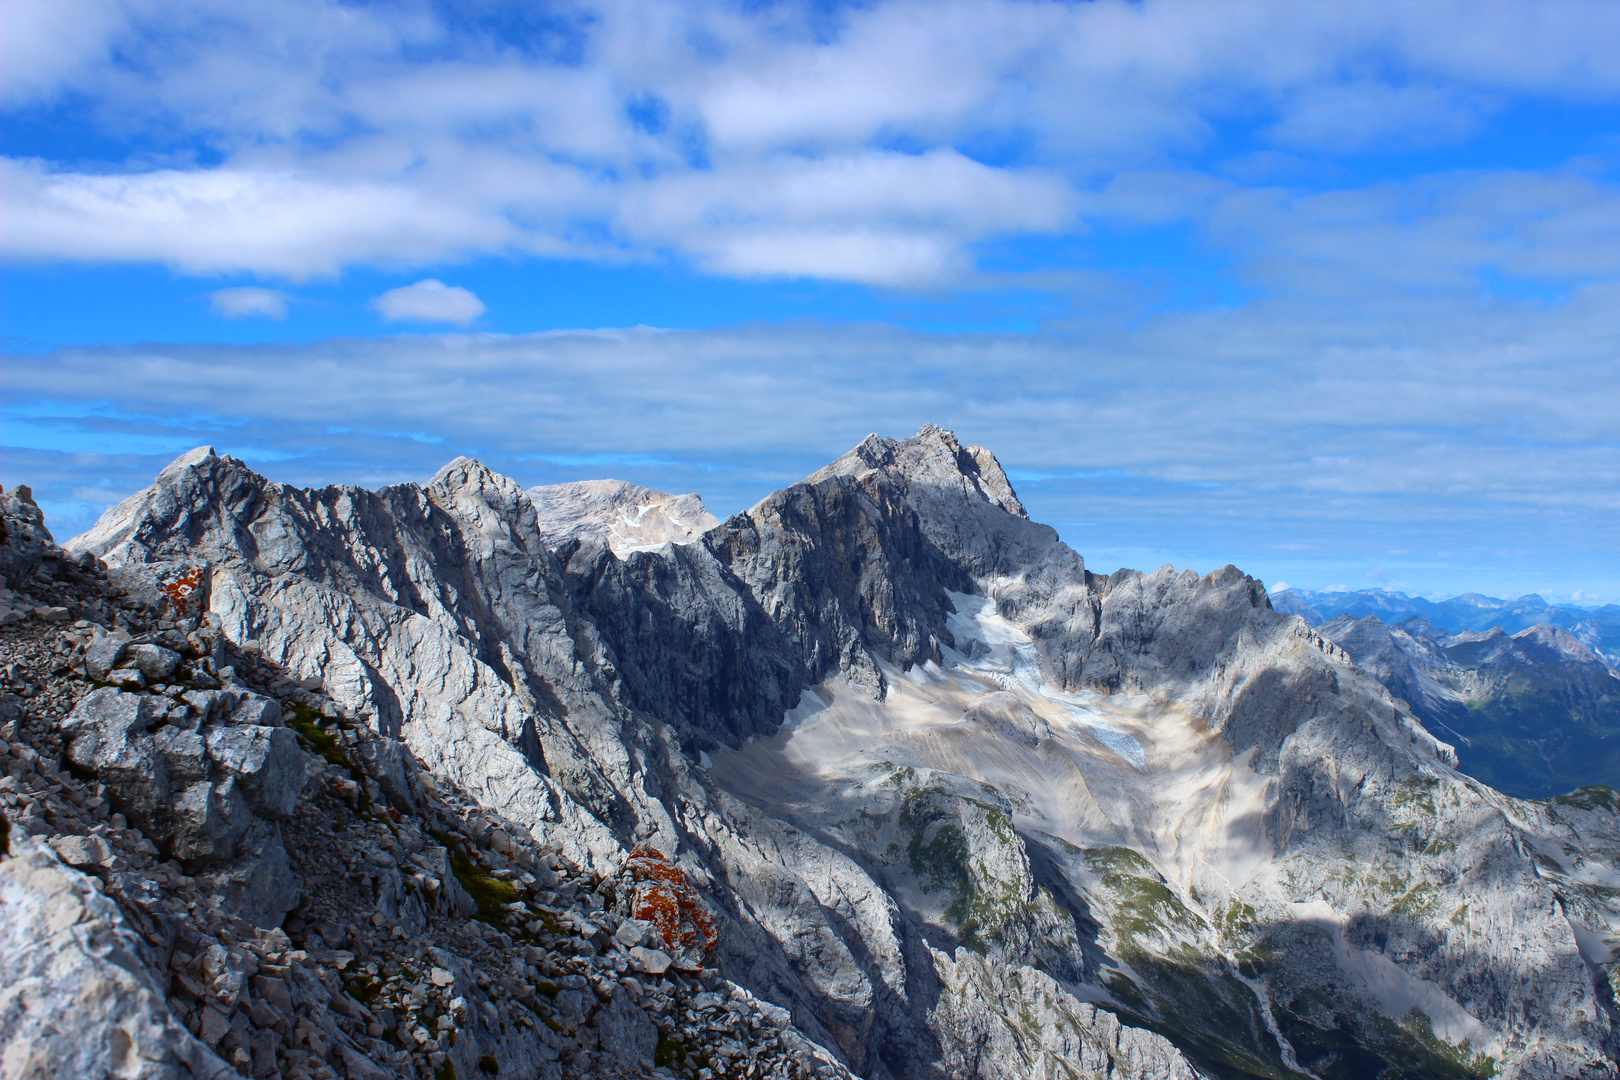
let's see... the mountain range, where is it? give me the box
[3,426,1619,1080]
[1273,587,1620,663]
[1309,613,1620,800]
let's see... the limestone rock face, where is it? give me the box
[63,427,1620,1080]
[0,837,235,1080]
[60,684,306,918]
[529,478,719,557]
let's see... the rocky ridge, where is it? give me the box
[528,479,719,558]
[0,482,854,1080]
[1275,586,1620,664]
[5,427,1620,1079]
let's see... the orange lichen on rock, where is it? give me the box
[624,845,718,964]
[162,567,208,617]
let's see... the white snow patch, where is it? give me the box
[1567,915,1618,966]
[782,687,830,731]
[1566,856,1620,891]
[944,589,1147,768]
[1038,685,1148,769]
[943,589,1042,689]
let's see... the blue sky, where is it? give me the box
[4,0,1620,602]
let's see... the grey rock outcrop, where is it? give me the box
[0,612,841,1080]
[60,683,305,906]
[85,635,129,680]
[0,837,235,1080]
[204,725,304,819]
[0,485,55,591]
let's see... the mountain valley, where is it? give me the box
[1313,613,1620,799]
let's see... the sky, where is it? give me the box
[3,0,1620,603]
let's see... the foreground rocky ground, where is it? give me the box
[0,482,853,1080]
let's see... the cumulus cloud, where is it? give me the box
[369,280,486,324]
[3,0,1620,284]
[207,286,289,319]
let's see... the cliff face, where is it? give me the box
[48,425,1620,1080]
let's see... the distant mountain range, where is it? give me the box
[1313,613,1620,799]
[1272,586,1620,664]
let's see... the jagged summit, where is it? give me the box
[807,424,1028,519]
[158,444,219,479]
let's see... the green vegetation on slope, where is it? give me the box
[1437,670,1620,799]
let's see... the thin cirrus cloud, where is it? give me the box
[3,0,1620,285]
[369,280,487,325]
[4,301,1618,596]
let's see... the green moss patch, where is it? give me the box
[429,829,519,922]
[287,706,376,815]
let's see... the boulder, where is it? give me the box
[48,833,115,869]
[109,667,148,691]
[104,560,212,621]
[353,735,421,812]
[61,689,173,833]
[169,779,254,864]
[205,725,306,819]
[83,637,128,681]
[0,838,235,1079]
[229,693,282,727]
[126,643,183,682]
[182,689,225,724]
[628,945,672,975]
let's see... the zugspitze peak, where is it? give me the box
[2,425,1617,1080]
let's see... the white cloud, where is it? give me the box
[5,292,1619,594]
[208,286,289,319]
[369,280,486,325]
[0,0,125,105]
[0,161,518,277]
[4,0,1620,284]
